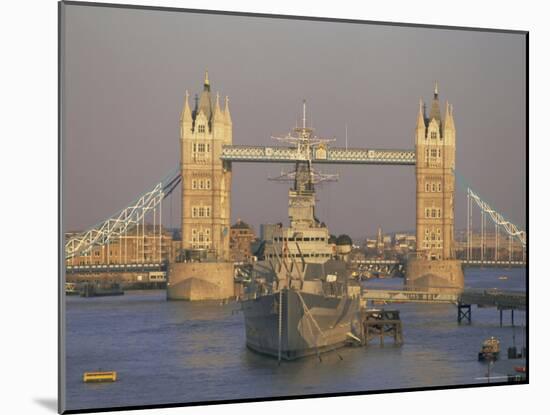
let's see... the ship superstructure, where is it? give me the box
[263,101,338,264]
[243,102,361,361]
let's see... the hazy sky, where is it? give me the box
[62,4,526,239]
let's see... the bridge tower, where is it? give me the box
[406,84,464,291]
[168,72,234,300]
[179,71,232,260]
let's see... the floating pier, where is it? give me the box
[83,371,117,383]
[360,288,525,327]
[457,289,526,326]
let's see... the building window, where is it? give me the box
[425,208,430,218]
[192,141,210,162]
[198,125,205,133]
[192,205,211,218]
[431,149,438,158]
[191,227,211,249]
[425,183,430,192]
[432,183,436,192]
[438,183,442,192]
[192,178,211,190]
[431,131,437,139]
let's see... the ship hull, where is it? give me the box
[242,288,360,360]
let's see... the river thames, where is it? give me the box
[64,267,526,411]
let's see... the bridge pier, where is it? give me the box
[167,261,234,301]
[405,258,464,292]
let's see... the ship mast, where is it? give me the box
[269,100,338,228]
[269,100,338,189]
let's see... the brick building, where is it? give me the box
[229,219,256,262]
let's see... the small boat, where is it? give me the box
[498,276,509,280]
[478,336,500,361]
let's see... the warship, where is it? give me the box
[241,102,362,361]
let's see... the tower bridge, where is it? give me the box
[65,73,526,300]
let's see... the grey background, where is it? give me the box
[63,4,526,239]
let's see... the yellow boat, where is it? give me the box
[478,337,500,361]
[83,371,117,383]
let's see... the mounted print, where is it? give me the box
[59,1,528,413]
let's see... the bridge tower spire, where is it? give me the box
[416,98,426,134]
[408,84,464,291]
[180,90,192,129]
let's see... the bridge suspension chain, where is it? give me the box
[65,168,181,260]
[467,187,526,248]
[454,169,526,259]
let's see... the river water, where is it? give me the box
[64,267,527,411]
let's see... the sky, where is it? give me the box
[62,3,526,240]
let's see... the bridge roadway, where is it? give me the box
[221,145,416,165]
[361,288,526,310]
